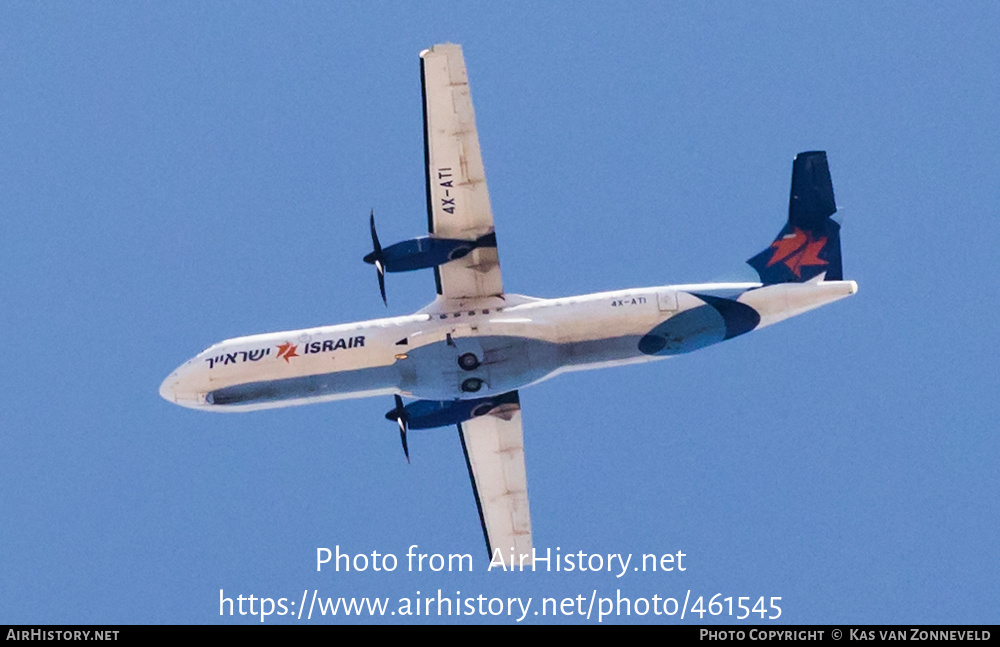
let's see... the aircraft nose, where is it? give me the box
[159,360,207,408]
[159,371,180,403]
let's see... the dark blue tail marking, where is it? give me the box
[748,151,843,284]
[638,294,760,355]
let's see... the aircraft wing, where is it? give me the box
[422,44,530,563]
[421,44,504,300]
[458,393,532,563]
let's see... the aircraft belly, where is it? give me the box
[560,335,648,367]
[207,365,400,407]
[404,334,552,400]
[197,348,401,409]
[403,331,656,399]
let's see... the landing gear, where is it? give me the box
[457,352,480,371]
[470,402,494,418]
[461,377,484,393]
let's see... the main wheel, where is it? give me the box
[470,402,494,418]
[457,352,480,371]
[461,377,484,393]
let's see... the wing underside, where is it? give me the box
[457,393,532,563]
[421,44,531,561]
[421,43,503,300]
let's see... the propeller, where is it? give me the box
[391,394,410,463]
[368,210,387,306]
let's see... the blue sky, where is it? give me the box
[2,2,997,624]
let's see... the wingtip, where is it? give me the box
[421,43,461,58]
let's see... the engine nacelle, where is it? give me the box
[364,231,496,273]
[385,390,518,430]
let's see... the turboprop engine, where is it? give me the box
[383,391,520,462]
[363,211,496,304]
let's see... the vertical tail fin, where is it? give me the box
[747,151,842,284]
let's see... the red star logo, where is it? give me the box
[276,342,299,362]
[765,227,828,277]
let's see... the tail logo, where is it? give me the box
[766,227,828,278]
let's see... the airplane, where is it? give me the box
[159,43,857,563]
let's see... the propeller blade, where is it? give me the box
[376,264,387,306]
[398,424,410,463]
[369,209,383,257]
[369,210,388,306]
[394,394,410,463]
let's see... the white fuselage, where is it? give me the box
[159,280,857,412]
